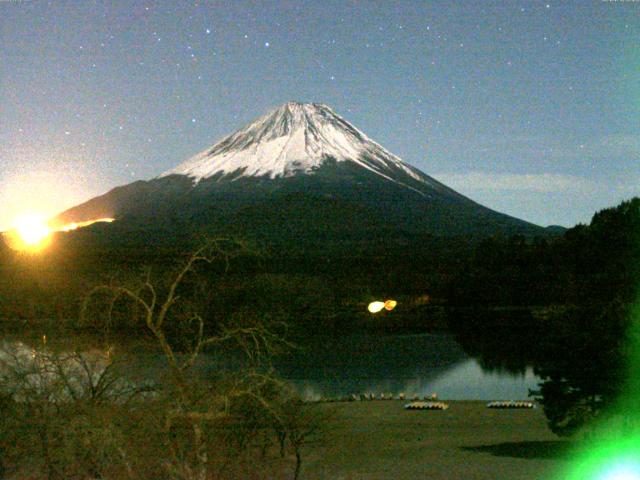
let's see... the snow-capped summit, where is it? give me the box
[160,102,430,190]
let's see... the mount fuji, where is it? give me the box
[54,102,545,250]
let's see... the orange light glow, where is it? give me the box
[368,299,398,314]
[2,216,115,253]
[58,218,115,231]
[15,215,50,245]
[3,215,52,252]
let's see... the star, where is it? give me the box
[206,28,211,34]
[264,42,270,47]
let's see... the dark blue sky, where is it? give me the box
[1,0,638,229]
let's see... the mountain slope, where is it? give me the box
[54,102,545,249]
[160,102,451,194]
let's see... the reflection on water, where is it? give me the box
[0,332,541,401]
[286,359,539,401]
[425,360,539,400]
[273,333,541,400]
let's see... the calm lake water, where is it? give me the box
[0,332,540,401]
[273,333,540,400]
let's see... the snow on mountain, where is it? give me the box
[160,102,439,193]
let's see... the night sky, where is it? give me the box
[1,0,638,230]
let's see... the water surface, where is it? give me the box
[0,332,540,401]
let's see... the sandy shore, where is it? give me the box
[302,400,572,480]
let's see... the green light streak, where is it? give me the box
[560,303,640,479]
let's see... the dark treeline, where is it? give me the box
[0,226,468,335]
[451,198,640,436]
[449,198,639,308]
[1,199,638,335]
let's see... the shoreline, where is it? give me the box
[304,400,570,480]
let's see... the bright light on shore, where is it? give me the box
[368,299,398,314]
[384,300,397,311]
[368,301,386,313]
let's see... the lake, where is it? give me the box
[273,333,540,400]
[0,332,541,401]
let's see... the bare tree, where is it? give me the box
[0,338,147,479]
[81,239,300,480]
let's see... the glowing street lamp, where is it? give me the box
[367,299,398,313]
[367,301,385,313]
